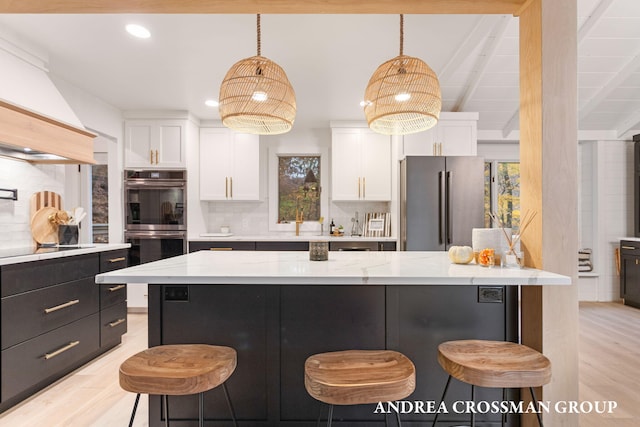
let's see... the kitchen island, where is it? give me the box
[97,250,570,427]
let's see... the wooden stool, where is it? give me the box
[432,340,551,427]
[119,344,238,427]
[305,349,416,426]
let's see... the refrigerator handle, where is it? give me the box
[438,171,445,245]
[446,171,452,244]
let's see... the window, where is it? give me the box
[278,156,321,223]
[268,146,328,232]
[485,161,521,232]
[91,163,109,243]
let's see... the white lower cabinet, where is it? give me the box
[402,112,478,157]
[200,128,260,201]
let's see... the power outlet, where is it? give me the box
[478,286,504,303]
[164,286,189,301]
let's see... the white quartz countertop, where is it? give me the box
[0,244,130,266]
[619,237,640,243]
[96,250,571,286]
[190,234,397,242]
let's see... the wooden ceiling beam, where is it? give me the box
[0,0,528,15]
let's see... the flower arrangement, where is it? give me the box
[489,210,537,267]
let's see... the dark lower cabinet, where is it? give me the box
[0,248,129,412]
[149,283,517,426]
[280,286,386,423]
[620,241,640,308]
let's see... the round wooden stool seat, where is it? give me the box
[437,340,551,388]
[304,349,416,406]
[119,344,237,396]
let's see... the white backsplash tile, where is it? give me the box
[0,158,65,249]
[203,197,391,236]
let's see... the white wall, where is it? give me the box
[0,159,65,249]
[592,140,634,301]
[52,75,125,244]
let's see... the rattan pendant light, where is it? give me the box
[219,14,296,135]
[364,15,441,135]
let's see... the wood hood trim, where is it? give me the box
[0,100,96,164]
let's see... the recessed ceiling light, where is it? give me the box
[126,24,151,39]
[23,147,32,152]
[205,99,219,107]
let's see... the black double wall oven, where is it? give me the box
[124,170,187,265]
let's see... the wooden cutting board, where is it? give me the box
[31,206,59,245]
[30,191,63,245]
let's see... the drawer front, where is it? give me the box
[189,241,255,251]
[1,254,99,297]
[100,283,127,310]
[1,313,100,402]
[255,241,309,251]
[99,249,129,273]
[100,303,127,348]
[329,241,379,251]
[621,240,640,256]
[1,277,99,350]
[378,241,397,251]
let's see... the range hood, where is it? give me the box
[0,38,95,164]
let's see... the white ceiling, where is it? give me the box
[1,0,640,138]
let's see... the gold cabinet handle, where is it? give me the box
[210,247,233,251]
[109,257,126,263]
[150,149,154,164]
[225,177,228,198]
[230,176,233,198]
[440,142,443,156]
[358,177,361,199]
[155,149,159,164]
[622,246,636,250]
[44,299,80,314]
[363,177,366,199]
[433,143,436,156]
[108,284,126,292]
[44,341,80,360]
[109,318,126,328]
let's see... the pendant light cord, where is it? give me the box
[399,14,404,56]
[257,14,261,56]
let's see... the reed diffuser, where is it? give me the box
[489,210,536,268]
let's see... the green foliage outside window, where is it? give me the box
[278,156,321,222]
[484,161,521,232]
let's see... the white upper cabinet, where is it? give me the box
[402,112,478,157]
[199,128,260,201]
[331,127,391,201]
[124,120,186,168]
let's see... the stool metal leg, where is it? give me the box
[222,382,239,427]
[198,392,204,427]
[164,395,169,427]
[431,375,452,426]
[128,393,140,427]
[470,385,476,427]
[326,404,334,427]
[529,387,544,427]
[395,408,402,426]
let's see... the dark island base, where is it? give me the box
[148,284,520,426]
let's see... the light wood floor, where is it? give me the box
[0,303,638,426]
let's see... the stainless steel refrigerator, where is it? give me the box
[400,155,485,251]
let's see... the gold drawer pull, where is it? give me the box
[108,284,126,292]
[622,246,636,250]
[44,299,80,314]
[109,318,126,328]
[44,341,80,360]
[109,257,126,263]
[210,247,233,251]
